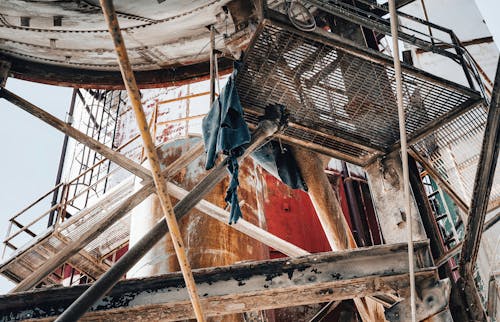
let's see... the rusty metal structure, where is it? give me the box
[0,0,499,321]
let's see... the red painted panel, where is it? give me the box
[115,244,128,261]
[262,173,331,258]
[63,264,73,279]
[336,176,353,230]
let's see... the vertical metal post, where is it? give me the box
[97,1,206,321]
[341,161,368,246]
[419,0,434,46]
[209,25,216,104]
[1,221,13,259]
[450,33,476,90]
[389,1,416,321]
[48,88,77,227]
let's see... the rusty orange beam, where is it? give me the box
[98,1,205,320]
[157,91,212,106]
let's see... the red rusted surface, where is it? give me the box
[330,172,354,230]
[260,171,331,258]
[131,138,270,322]
[359,181,383,245]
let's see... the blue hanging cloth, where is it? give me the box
[251,140,308,191]
[251,104,307,192]
[202,68,307,224]
[202,63,251,224]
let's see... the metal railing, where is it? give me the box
[299,0,489,98]
[1,132,141,260]
[1,88,212,260]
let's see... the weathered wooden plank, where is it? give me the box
[0,241,435,321]
[96,1,205,320]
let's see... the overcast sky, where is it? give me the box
[0,0,498,295]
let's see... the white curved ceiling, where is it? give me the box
[0,0,237,71]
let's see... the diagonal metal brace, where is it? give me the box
[52,116,282,321]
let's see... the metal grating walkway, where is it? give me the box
[0,177,134,286]
[236,18,483,165]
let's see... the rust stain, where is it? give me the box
[136,138,269,322]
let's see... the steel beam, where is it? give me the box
[459,59,500,270]
[1,53,233,90]
[0,242,435,321]
[408,156,452,278]
[48,88,78,227]
[458,58,500,321]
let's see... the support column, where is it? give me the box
[364,152,427,244]
[291,145,386,322]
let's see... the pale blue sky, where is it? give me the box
[0,0,498,295]
[476,0,500,49]
[0,79,71,292]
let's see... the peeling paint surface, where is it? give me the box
[0,1,239,71]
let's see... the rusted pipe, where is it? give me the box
[341,161,368,246]
[99,0,204,320]
[209,25,216,104]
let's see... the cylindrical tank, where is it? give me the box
[0,1,255,88]
[129,136,270,321]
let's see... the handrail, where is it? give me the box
[4,203,61,244]
[65,132,141,187]
[354,0,454,34]
[2,84,210,258]
[66,167,121,205]
[303,0,487,92]
[8,183,64,222]
[305,0,460,60]
[1,132,143,256]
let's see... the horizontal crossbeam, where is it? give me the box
[0,241,436,321]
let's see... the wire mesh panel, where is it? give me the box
[236,20,482,165]
[413,104,500,209]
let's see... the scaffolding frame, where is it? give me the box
[0,1,498,321]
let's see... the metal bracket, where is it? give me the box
[385,278,452,322]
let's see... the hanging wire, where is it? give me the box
[389,1,417,321]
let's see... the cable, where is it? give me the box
[389,1,417,321]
